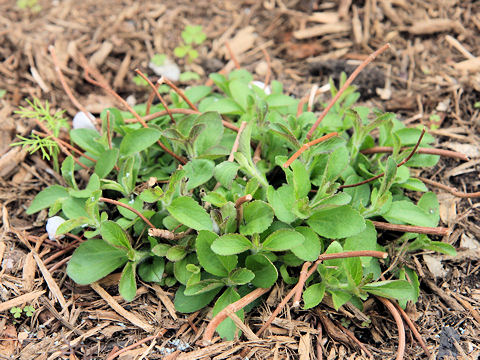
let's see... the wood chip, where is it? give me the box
[152,284,177,321]
[0,290,45,312]
[407,19,464,35]
[225,26,257,58]
[0,147,27,178]
[89,41,113,67]
[22,252,36,292]
[90,282,154,332]
[293,22,351,40]
[176,341,235,360]
[454,57,480,72]
[298,333,311,360]
[307,12,339,24]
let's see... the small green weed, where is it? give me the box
[174,25,206,63]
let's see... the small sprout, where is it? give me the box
[10,307,22,318]
[23,306,35,317]
[150,54,167,67]
[475,101,480,109]
[46,216,66,241]
[133,75,149,87]
[0,89,6,99]
[174,25,206,63]
[179,71,201,82]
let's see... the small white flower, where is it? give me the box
[149,58,180,82]
[46,216,66,241]
[250,81,271,95]
[73,112,96,130]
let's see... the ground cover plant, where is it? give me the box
[16,43,459,355]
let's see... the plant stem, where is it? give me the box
[162,77,198,111]
[361,146,468,161]
[306,43,390,140]
[418,177,480,198]
[283,132,338,168]
[203,287,270,343]
[235,194,252,229]
[99,197,155,228]
[225,41,241,69]
[261,48,271,88]
[371,221,449,236]
[376,296,406,360]
[339,129,425,189]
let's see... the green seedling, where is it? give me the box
[17,0,41,12]
[10,307,22,319]
[20,45,457,341]
[174,25,206,63]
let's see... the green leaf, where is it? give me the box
[245,254,278,288]
[139,187,164,203]
[329,290,352,310]
[27,185,69,214]
[228,268,255,285]
[262,229,304,251]
[291,227,322,261]
[62,197,89,219]
[212,287,243,340]
[211,234,253,255]
[119,128,161,156]
[239,201,274,235]
[138,257,165,283]
[382,201,437,227]
[119,262,137,301]
[192,112,224,154]
[183,159,215,190]
[362,280,416,302]
[100,221,131,249]
[174,285,222,313]
[214,161,239,189]
[196,230,237,277]
[204,98,244,115]
[61,156,77,189]
[303,283,326,309]
[67,239,128,284]
[166,246,187,262]
[69,173,101,198]
[167,196,213,231]
[70,129,103,155]
[184,279,225,296]
[94,148,119,178]
[307,205,365,239]
[267,185,296,223]
[291,160,311,198]
[56,217,90,235]
[344,221,378,267]
[229,79,251,110]
[417,192,440,226]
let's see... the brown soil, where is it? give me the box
[1,0,479,359]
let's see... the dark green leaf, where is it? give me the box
[166,246,187,262]
[174,285,222,313]
[138,257,165,283]
[183,159,215,190]
[70,128,103,155]
[67,239,128,284]
[94,148,119,178]
[212,288,243,340]
[362,280,416,301]
[184,279,225,296]
[196,230,236,277]
[228,268,255,285]
[192,112,224,154]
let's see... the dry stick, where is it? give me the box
[134,70,175,124]
[307,84,319,112]
[43,240,80,266]
[203,287,270,343]
[393,302,432,358]
[32,118,89,170]
[100,197,155,228]
[78,57,187,164]
[261,48,272,88]
[292,261,312,308]
[418,177,480,198]
[235,194,253,229]
[48,45,97,126]
[283,132,338,168]
[334,320,373,359]
[306,43,391,140]
[339,129,426,189]
[372,221,449,236]
[47,255,71,272]
[256,251,388,337]
[162,77,198,111]
[361,146,469,161]
[225,41,241,70]
[106,331,166,360]
[316,319,323,360]
[377,296,406,360]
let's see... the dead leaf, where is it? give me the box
[298,333,311,360]
[225,26,257,58]
[460,233,480,250]
[445,142,480,158]
[0,325,18,357]
[423,254,446,278]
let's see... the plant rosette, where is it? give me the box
[20,56,456,341]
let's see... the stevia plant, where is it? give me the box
[19,44,457,341]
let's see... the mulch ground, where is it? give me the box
[0,0,479,359]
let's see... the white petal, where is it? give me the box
[73,112,96,130]
[46,216,66,241]
[149,58,180,81]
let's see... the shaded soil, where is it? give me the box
[0,0,479,359]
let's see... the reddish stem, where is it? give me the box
[283,132,338,168]
[261,48,272,89]
[371,221,449,236]
[135,70,175,124]
[292,261,312,308]
[203,287,270,343]
[361,146,468,161]
[225,41,241,70]
[339,129,425,189]
[377,296,406,360]
[162,77,198,111]
[393,302,431,357]
[99,197,155,228]
[418,177,480,198]
[106,331,166,360]
[306,43,390,140]
[33,131,96,163]
[235,194,252,228]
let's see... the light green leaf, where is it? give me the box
[67,239,128,285]
[174,285,222,313]
[70,129,103,155]
[95,148,119,178]
[211,234,252,255]
[362,280,416,301]
[100,220,131,249]
[138,257,165,283]
[119,262,137,301]
[383,200,437,227]
[192,112,224,154]
[291,227,322,261]
[183,159,215,190]
[307,205,365,239]
[27,185,69,214]
[291,160,311,198]
[239,201,274,235]
[262,229,304,251]
[214,161,239,189]
[166,246,187,262]
[303,283,326,309]
[228,268,255,285]
[184,279,225,296]
[119,128,161,156]
[417,192,440,226]
[196,230,237,277]
[167,196,213,231]
[267,185,297,223]
[245,254,278,288]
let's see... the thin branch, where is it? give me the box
[418,177,480,198]
[339,129,425,189]
[100,197,155,228]
[316,319,323,360]
[261,48,271,88]
[48,45,97,127]
[125,108,200,123]
[361,146,469,161]
[235,194,252,229]
[203,287,270,343]
[228,121,247,162]
[135,70,175,124]
[376,296,406,360]
[162,77,198,111]
[106,331,166,360]
[283,132,338,168]
[292,261,312,308]
[306,43,390,140]
[371,221,450,236]
[225,41,240,70]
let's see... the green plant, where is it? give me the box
[21,53,456,341]
[17,0,41,11]
[0,89,6,99]
[174,25,206,63]
[10,306,35,319]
